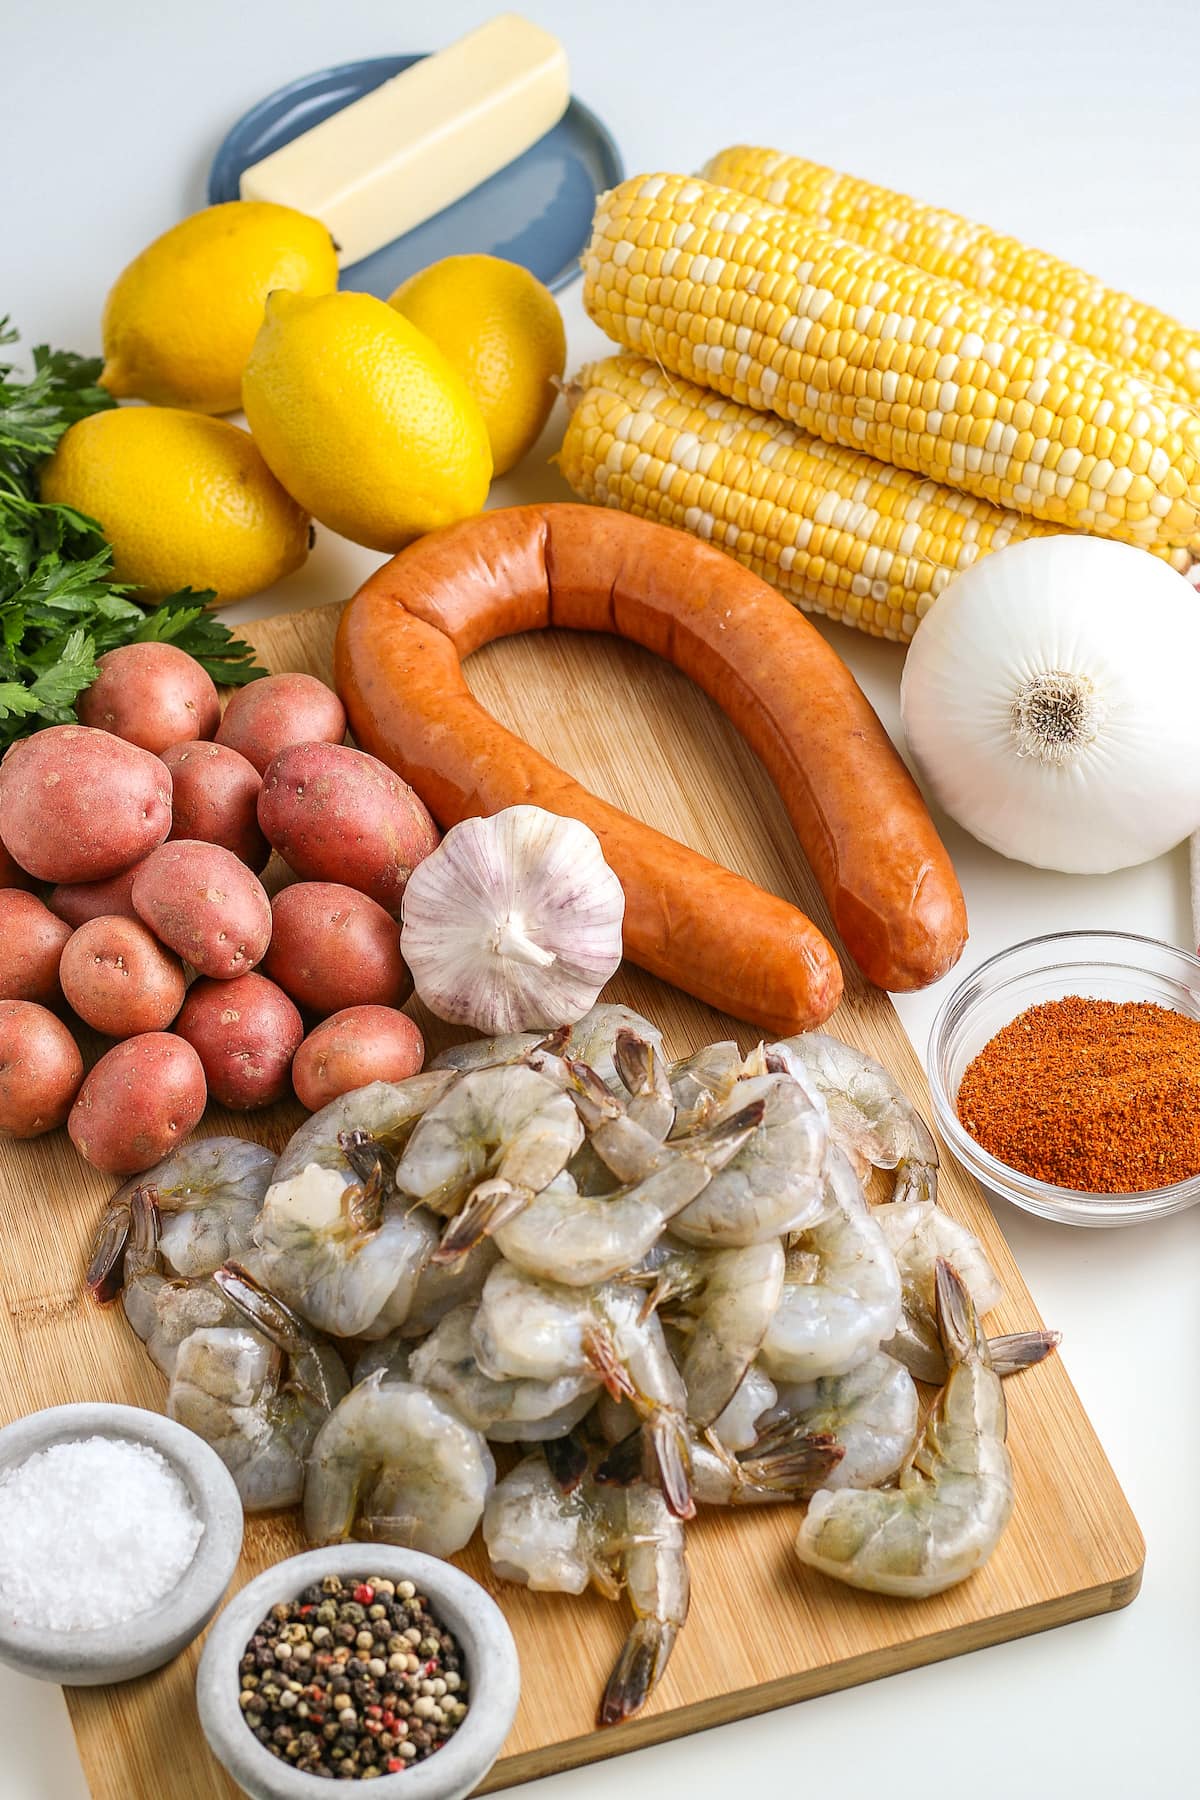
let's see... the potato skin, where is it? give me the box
[215,673,346,776]
[259,742,439,909]
[76,642,220,754]
[132,840,272,979]
[293,1004,424,1110]
[175,973,303,1109]
[59,915,186,1037]
[0,725,172,882]
[47,863,144,927]
[0,1000,83,1137]
[68,1032,206,1172]
[263,881,411,1016]
[0,890,72,1003]
[162,740,268,871]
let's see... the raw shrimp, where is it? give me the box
[429,1003,664,1092]
[765,1352,920,1490]
[166,1264,349,1511]
[492,1104,761,1288]
[472,1262,695,1518]
[399,1236,500,1339]
[397,1064,583,1255]
[633,1239,785,1425]
[596,1418,842,1507]
[795,1260,1014,1597]
[270,1073,456,1186]
[612,1030,676,1138]
[709,1363,778,1452]
[483,1452,619,1595]
[598,1481,689,1727]
[772,1033,938,1203]
[759,1149,902,1382]
[874,1201,1003,1382]
[667,1041,763,1133]
[86,1137,277,1298]
[408,1305,597,1441]
[668,1072,828,1247]
[118,1189,239,1378]
[304,1372,496,1556]
[252,1158,439,1340]
[353,1335,410,1385]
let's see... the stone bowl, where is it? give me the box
[197,1545,520,1800]
[0,1402,244,1685]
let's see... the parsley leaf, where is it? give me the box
[0,325,266,752]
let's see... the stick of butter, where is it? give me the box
[239,14,570,267]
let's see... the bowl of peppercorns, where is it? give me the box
[196,1546,519,1799]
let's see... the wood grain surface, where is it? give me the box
[0,601,1143,1799]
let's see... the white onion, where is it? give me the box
[899,536,1200,873]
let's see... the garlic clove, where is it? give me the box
[400,805,625,1033]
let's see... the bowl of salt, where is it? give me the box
[0,1401,243,1685]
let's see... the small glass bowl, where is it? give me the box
[927,929,1200,1228]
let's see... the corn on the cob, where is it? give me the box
[705,145,1200,409]
[560,355,1060,642]
[583,174,1200,558]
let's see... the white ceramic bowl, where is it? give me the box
[928,929,1200,1228]
[196,1545,520,1800]
[0,1402,244,1684]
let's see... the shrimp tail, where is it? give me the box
[934,1256,987,1364]
[85,1202,132,1304]
[598,1618,678,1726]
[989,1328,1061,1377]
[893,1156,938,1205]
[594,1427,653,1488]
[543,1427,592,1494]
[738,1428,845,1496]
[647,1413,695,1521]
[433,1179,528,1263]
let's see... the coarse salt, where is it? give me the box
[0,1435,204,1631]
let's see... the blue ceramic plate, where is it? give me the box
[209,55,622,295]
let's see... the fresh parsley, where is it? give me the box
[0,322,265,750]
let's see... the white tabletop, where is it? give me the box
[3,1,1198,1793]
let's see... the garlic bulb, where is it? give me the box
[899,536,1200,874]
[400,805,625,1032]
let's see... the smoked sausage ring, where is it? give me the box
[336,505,966,1033]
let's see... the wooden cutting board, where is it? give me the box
[0,601,1142,1800]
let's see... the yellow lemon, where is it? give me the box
[241,290,492,552]
[101,201,338,415]
[389,255,565,476]
[40,408,311,604]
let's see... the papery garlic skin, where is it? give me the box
[401,806,625,1032]
[900,537,1200,874]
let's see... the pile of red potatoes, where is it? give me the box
[0,643,439,1175]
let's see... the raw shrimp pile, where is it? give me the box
[85,1005,1057,1727]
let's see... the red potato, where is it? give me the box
[67,1031,207,1174]
[0,890,72,1003]
[132,840,272,979]
[175,973,304,1110]
[0,1000,83,1137]
[258,742,439,910]
[162,740,269,871]
[76,642,220,754]
[0,840,34,890]
[292,1005,424,1110]
[47,863,144,927]
[215,673,346,776]
[59,915,186,1038]
[0,725,172,883]
[263,882,411,1016]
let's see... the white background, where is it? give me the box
[3,0,1199,1793]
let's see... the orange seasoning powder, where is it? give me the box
[956,996,1200,1193]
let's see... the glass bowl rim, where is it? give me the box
[927,927,1200,1208]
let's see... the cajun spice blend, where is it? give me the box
[956,995,1200,1193]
